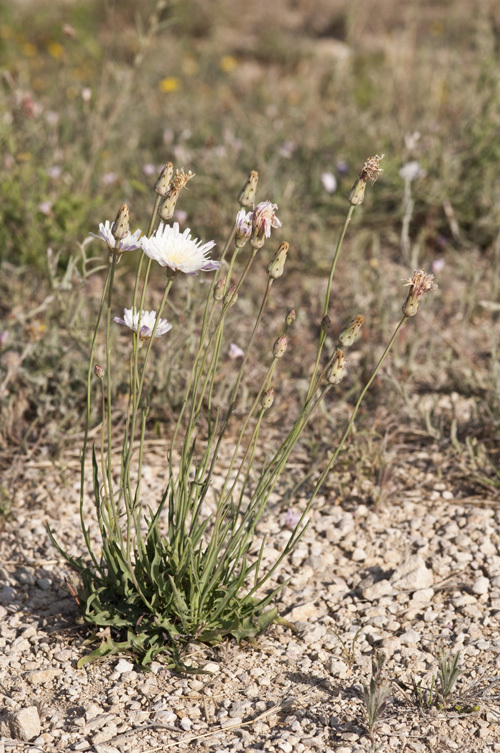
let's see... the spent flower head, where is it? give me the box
[141,222,219,275]
[402,269,438,317]
[114,308,172,341]
[348,154,384,206]
[251,201,282,249]
[235,209,253,248]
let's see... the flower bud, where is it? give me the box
[159,188,180,221]
[285,308,296,327]
[213,278,226,301]
[235,209,253,248]
[94,364,105,379]
[111,204,130,241]
[273,334,288,358]
[321,315,331,333]
[327,349,346,385]
[238,170,258,207]
[261,387,275,410]
[224,285,238,307]
[154,162,174,196]
[338,315,364,347]
[267,242,289,279]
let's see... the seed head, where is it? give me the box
[338,315,364,347]
[402,269,437,317]
[238,170,259,207]
[348,154,384,206]
[267,242,289,279]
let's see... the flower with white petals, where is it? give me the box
[321,172,337,194]
[141,222,219,275]
[90,221,142,253]
[251,201,282,249]
[114,309,172,340]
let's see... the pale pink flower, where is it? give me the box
[228,343,244,359]
[251,201,282,248]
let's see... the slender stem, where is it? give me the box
[309,315,408,504]
[306,204,355,402]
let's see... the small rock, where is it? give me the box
[179,716,192,731]
[399,628,420,645]
[391,555,434,591]
[9,706,41,741]
[0,586,16,604]
[361,579,394,601]
[473,576,490,595]
[24,668,61,685]
[288,603,320,622]
[351,547,366,561]
[36,577,52,591]
[203,662,220,674]
[114,659,134,674]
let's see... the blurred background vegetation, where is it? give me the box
[1,0,499,498]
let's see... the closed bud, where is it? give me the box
[213,278,226,301]
[327,349,346,385]
[154,162,174,196]
[94,364,105,379]
[273,334,288,358]
[112,204,130,241]
[321,315,331,333]
[338,314,364,347]
[285,308,296,327]
[261,387,275,410]
[267,241,289,279]
[159,188,180,221]
[238,170,259,207]
[224,285,238,307]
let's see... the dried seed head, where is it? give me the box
[348,154,384,206]
[327,348,346,385]
[111,204,130,241]
[338,314,364,347]
[171,168,195,191]
[285,308,296,327]
[267,242,289,279]
[273,334,288,358]
[154,162,174,196]
[213,278,226,301]
[261,387,275,410]
[224,285,238,307]
[402,268,437,317]
[321,315,332,333]
[238,170,259,207]
[94,364,105,379]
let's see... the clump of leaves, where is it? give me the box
[363,653,391,741]
[413,651,464,710]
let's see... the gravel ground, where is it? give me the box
[1,437,500,753]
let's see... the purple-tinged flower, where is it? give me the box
[235,209,253,248]
[114,308,172,341]
[283,509,300,529]
[251,201,282,249]
[430,258,445,275]
[228,343,244,359]
[90,220,142,253]
[141,222,219,275]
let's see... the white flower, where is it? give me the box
[321,171,337,194]
[90,220,142,252]
[228,343,244,359]
[141,222,219,275]
[399,161,426,182]
[114,309,172,340]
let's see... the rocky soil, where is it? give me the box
[1,437,500,753]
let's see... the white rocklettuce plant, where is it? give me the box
[49,158,437,669]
